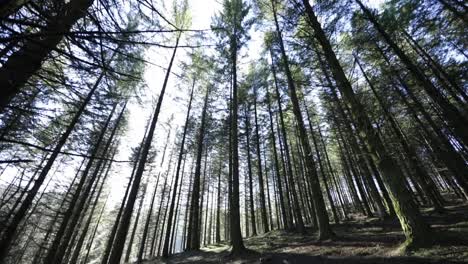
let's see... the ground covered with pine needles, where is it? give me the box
[143,201,468,264]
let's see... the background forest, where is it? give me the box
[0,0,467,263]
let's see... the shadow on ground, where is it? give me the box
[152,250,466,264]
[142,200,468,264]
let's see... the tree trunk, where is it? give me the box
[263,141,274,231]
[47,102,122,264]
[203,177,211,245]
[244,169,250,237]
[253,88,269,233]
[244,106,257,236]
[148,131,173,257]
[271,51,300,232]
[304,103,339,224]
[355,0,468,148]
[354,54,445,210]
[272,0,331,238]
[137,170,162,262]
[170,157,187,253]
[150,175,169,257]
[373,41,468,197]
[402,30,468,104]
[100,119,150,264]
[106,35,180,264]
[0,0,95,111]
[157,161,178,256]
[182,161,194,249]
[161,80,195,257]
[302,0,431,248]
[0,67,106,262]
[124,178,149,263]
[68,149,115,264]
[275,113,295,228]
[265,84,289,230]
[31,159,84,264]
[215,161,222,243]
[187,86,211,250]
[82,190,110,264]
[229,28,245,255]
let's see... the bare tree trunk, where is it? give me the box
[187,86,211,250]
[161,80,195,257]
[68,148,115,264]
[253,88,269,233]
[100,119,150,264]
[244,106,257,236]
[124,179,149,263]
[182,161,194,249]
[265,85,288,229]
[263,141,274,231]
[229,26,246,255]
[374,42,468,198]
[170,157,187,253]
[81,191,110,264]
[106,35,180,264]
[147,130,173,257]
[31,159,84,263]
[215,161,222,243]
[150,175,169,257]
[355,54,445,211]
[136,170,161,262]
[402,30,468,104]
[304,103,339,223]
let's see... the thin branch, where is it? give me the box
[0,138,132,163]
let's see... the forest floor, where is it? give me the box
[144,200,468,264]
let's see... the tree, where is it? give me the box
[106,31,181,264]
[252,80,269,233]
[301,0,431,249]
[0,60,110,262]
[187,83,211,250]
[212,0,252,254]
[0,0,96,111]
[162,72,195,258]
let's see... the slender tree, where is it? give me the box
[162,77,195,257]
[253,84,269,233]
[212,0,252,254]
[187,84,211,250]
[301,0,431,249]
[0,64,111,262]
[106,32,181,264]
